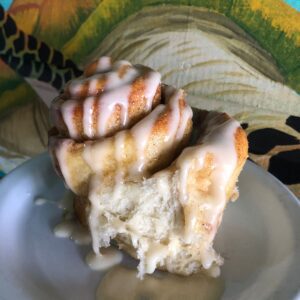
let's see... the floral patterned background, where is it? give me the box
[0,0,299,197]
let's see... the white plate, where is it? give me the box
[0,153,299,300]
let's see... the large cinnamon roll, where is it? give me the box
[49,57,248,278]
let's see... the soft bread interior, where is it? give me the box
[89,170,223,278]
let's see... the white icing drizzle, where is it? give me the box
[112,172,124,202]
[93,65,159,138]
[34,197,48,206]
[69,73,103,97]
[34,190,74,209]
[87,177,128,255]
[176,118,239,243]
[112,60,132,70]
[114,131,126,164]
[97,85,131,136]
[164,89,182,143]
[113,131,126,200]
[41,188,122,271]
[53,220,74,238]
[144,242,172,274]
[88,177,106,254]
[36,190,90,245]
[130,104,165,174]
[83,138,111,175]
[85,248,123,271]
[130,88,191,175]
[165,88,192,144]
[54,217,91,245]
[61,100,79,139]
[105,65,138,91]
[68,76,84,97]
[206,264,221,278]
[51,191,123,271]
[137,229,223,277]
[95,56,112,73]
[33,195,74,210]
[55,140,74,190]
[175,104,193,142]
[88,77,100,95]
[83,96,96,138]
[57,58,162,139]
[144,71,161,110]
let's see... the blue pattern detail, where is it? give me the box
[284,0,300,11]
[0,0,12,10]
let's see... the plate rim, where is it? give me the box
[0,152,299,300]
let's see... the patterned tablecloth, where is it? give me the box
[0,0,299,197]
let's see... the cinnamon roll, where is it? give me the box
[48,57,248,278]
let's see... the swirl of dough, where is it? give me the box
[51,57,162,140]
[49,58,193,196]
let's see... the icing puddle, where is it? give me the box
[86,248,123,271]
[53,219,91,245]
[34,191,224,299]
[97,266,224,300]
[34,191,123,272]
[34,197,48,206]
